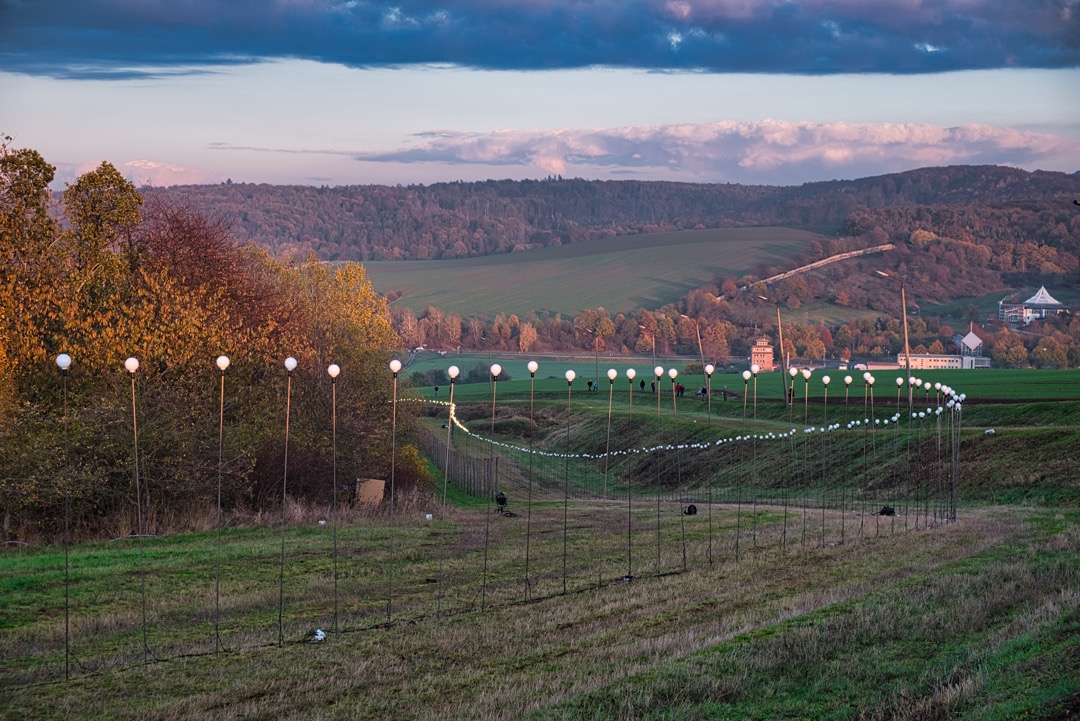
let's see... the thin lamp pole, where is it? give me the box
[736,369,749,561]
[901,282,912,416]
[802,368,811,425]
[822,375,831,547]
[524,361,537,600]
[639,326,656,369]
[789,367,798,423]
[705,364,714,426]
[680,314,707,389]
[760,297,789,406]
[126,357,143,538]
[669,368,687,572]
[895,377,903,522]
[751,365,760,552]
[752,365,760,420]
[278,356,296,646]
[703,364,714,565]
[604,369,616,498]
[56,353,72,679]
[436,365,460,618]
[562,370,575,595]
[875,271,912,416]
[124,357,149,666]
[953,397,963,522]
[934,387,943,520]
[654,366,663,575]
[489,363,501,435]
[215,355,230,652]
[695,322,705,388]
[387,358,402,624]
[742,370,749,419]
[777,305,788,404]
[481,363,502,612]
[594,337,599,392]
[625,368,636,580]
[327,363,341,632]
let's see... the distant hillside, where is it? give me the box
[365,226,824,318]
[146,166,1080,263]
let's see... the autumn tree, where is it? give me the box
[518,322,539,353]
[574,308,616,352]
[0,148,404,537]
[992,329,1029,368]
[0,137,61,396]
[1029,334,1070,369]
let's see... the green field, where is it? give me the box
[404,351,1080,403]
[363,227,822,317]
[3,369,1079,719]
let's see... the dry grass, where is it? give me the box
[3,500,1076,720]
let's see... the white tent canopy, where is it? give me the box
[1023,286,1062,306]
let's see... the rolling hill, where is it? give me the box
[146,165,1080,264]
[366,226,826,317]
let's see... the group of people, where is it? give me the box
[434,371,736,401]
[587,377,738,399]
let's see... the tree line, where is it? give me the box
[151,166,1080,368]
[152,166,1080,263]
[1,138,414,539]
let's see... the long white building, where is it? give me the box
[999,287,1070,325]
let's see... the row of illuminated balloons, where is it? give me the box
[51,354,321,374]
[430,400,966,462]
[50,354,967,408]
[440,361,969,407]
[51,353,363,379]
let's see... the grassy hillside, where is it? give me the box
[3,507,1076,720]
[364,227,822,317]
[3,373,1078,719]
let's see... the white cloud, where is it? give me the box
[122,160,219,187]
[362,119,1080,183]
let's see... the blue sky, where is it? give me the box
[2,0,1078,188]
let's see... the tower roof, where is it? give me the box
[960,331,982,351]
[1023,286,1062,306]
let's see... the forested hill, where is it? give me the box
[146,166,1080,262]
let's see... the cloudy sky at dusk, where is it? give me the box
[2,0,1079,188]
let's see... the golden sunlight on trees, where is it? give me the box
[992,329,1029,369]
[0,143,401,537]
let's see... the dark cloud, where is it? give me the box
[1,0,1076,78]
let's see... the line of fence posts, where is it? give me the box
[417,412,955,529]
[420,425,496,501]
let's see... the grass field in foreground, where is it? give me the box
[363,226,823,317]
[2,506,1076,720]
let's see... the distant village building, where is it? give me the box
[750,337,775,372]
[896,327,990,370]
[998,287,1071,325]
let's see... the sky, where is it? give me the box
[2,0,1079,189]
